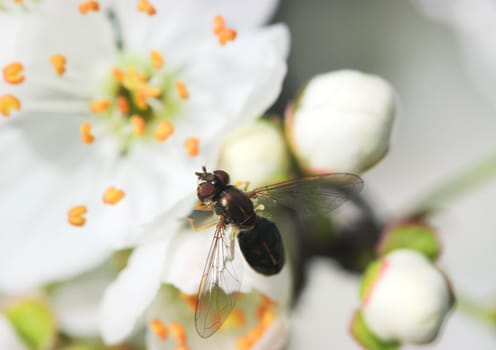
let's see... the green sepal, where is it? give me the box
[350,311,400,350]
[4,297,57,350]
[359,259,382,304]
[377,222,440,261]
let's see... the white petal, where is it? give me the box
[289,258,361,350]
[0,120,112,293]
[51,268,114,338]
[0,316,28,350]
[176,24,289,147]
[113,0,280,54]
[100,240,167,344]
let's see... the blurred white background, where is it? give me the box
[273,0,496,349]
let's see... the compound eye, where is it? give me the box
[197,182,216,201]
[214,170,230,186]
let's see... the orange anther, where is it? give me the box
[0,94,21,117]
[213,15,237,45]
[137,0,156,16]
[184,137,199,157]
[176,346,191,350]
[130,115,146,136]
[168,323,187,345]
[154,121,174,141]
[102,186,125,205]
[90,99,110,113]
[213,15,226,35]
[80,122,95,144]
[179,293,197,311]
[79,0,99,14]
[50,54,67,76]
[150,50,164,69]
[113,68,124,82]
[150,319,168,341]
[67,205,87,227]
[3,62,24,85]
[175,81,189,99]
[218,28,237,45]
[116,96,130,114]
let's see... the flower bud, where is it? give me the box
[218,118,292,187]
[286,70,396,173]
[361,249,454,344]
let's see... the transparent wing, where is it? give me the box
[248,173,364,216]
[195,218,242,338]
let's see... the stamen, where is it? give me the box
[102,186,125,205]
[155,121,174,141]
[67,205,87,227]
[90,99,110,113]
[78,0,99,14]
[113,68,125,82]
[116,96,130,114]
[3,62,24,85]
[50,54,67,76]
[228,308,246,328]
[213,15,226,35]
[179,293,197,311]
[137,0,156,16]
[168,323,187,346]
[150,50,164,69]
[212,15,237,45]
[0,94,21,117]
[150,319,168,341]
[184,137,199,157]
[218,28,237,45]
[130,115,146,136]
[175,81,189,99]
[80,122,95,144]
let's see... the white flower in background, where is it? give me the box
[0,316,28,350]
[411,0,496,111]
[218,118,293,187]
[100,197,293,347]
[361,249,454,344]
[286,70,396,174]
[0,0,288,293]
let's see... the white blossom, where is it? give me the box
[362,249,453,344]
[286,70,395,174]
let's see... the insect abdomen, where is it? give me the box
[237,217,285,276]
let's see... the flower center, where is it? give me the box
[88,51,186,152]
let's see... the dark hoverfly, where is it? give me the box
[192,166,363,338]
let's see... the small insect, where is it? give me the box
[192,166,363,338]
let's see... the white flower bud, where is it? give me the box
[362,249,453,344]
[218,119,292,187]
[287,70,396,173]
